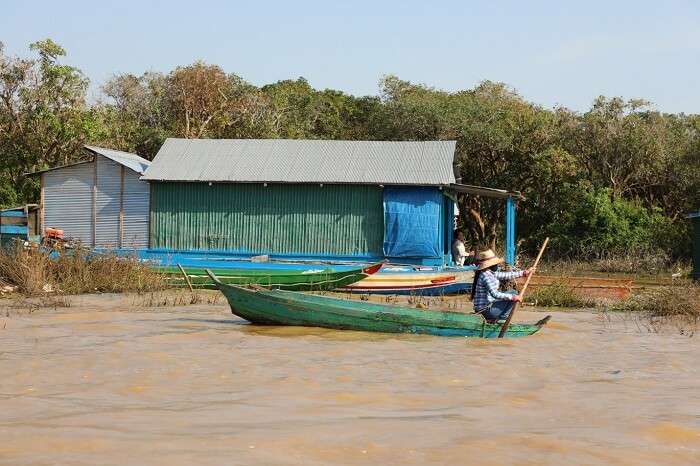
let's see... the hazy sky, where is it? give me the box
[2,0,698,113]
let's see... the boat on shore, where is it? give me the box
[208,270,550,338]
[159,262,383,291]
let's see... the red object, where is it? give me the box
[45,227,64,239]
[430,275,456,284]
[362,263,384,275]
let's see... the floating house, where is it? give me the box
[690,211,700,280]
[142,139,521,266]
[0,204,40,248]
[29,146,151,249]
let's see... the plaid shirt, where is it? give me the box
[473,269,524,311]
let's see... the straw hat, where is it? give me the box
[476,249,504,270]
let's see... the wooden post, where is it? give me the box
[148,182,153,248]
[39,174,45,238]
[177,263,194,293]
[119,165,125,248]
[92,157,97,247]
[498,237,549,338]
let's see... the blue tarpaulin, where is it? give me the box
[383,186,442,258]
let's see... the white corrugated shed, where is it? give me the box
[142,139,457,185]
[38,146,151,249]
[95,156,121,247]
[122,165,150,249]
[43,162,94,243]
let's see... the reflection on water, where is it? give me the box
[1,296,699,466]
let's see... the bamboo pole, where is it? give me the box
[498,237,549,338]
[177,263,194,293]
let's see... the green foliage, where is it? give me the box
[540,187,690,258]
[0,38,93,204]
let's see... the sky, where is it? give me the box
[2,0,699,113]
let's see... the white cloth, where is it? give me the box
[452,239,467,266]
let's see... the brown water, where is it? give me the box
[1,294,699,465]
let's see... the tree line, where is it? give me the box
[1,39,698,261]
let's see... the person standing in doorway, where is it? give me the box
[451,231,471,266]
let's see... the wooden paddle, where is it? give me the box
[498,237,549,338]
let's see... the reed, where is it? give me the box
[537,251,690,277]
[609,284,700,335]
[136,290,221,307]
[528,281,598,308]
[0,245,165,296]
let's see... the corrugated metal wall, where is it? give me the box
[122,167,150,249]
[43,163,94,244]
[42,157,150,249]
[150,183,384,256]
[95,157,121,247]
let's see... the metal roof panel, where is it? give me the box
[142,138,457,185]
[84,146,151,175]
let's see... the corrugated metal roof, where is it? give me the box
[450,183,525,200]
[142,139,457,185]
[84,146,150,175]
[26,146,151,176]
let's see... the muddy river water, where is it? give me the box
[1,293,699,465]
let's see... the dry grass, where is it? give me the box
[0,246,52,295]
[537,252,690,277]
[528,281,598,308]
[135,290,222,307]
[0,245,165,296]
[608,285,700,336]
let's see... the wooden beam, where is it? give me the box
[92,157,97,247]
[119,165,125,248]
[148,182,153,248]
[39,174,45,237]
[177,263,194,293]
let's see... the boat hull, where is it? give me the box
[158,263,383,291]
[210,273,547,338]
[341,268,474,296]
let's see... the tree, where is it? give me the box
[167,62,237,139]
[98,71,171,158]
[0,39,95,205]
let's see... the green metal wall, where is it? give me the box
[150,183,384,256]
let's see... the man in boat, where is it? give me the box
[451,231,472,266]
[471,249,532,323]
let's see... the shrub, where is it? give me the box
[609,285,699,335]
[528,281,597,308]
[527,187,691,261]
[0,245,165,296]
[610,286,699,317]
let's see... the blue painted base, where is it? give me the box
[109,248,452,269]
[342,282,471,296]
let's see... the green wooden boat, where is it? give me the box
[158,262,383,291]
[207,271,550,338]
